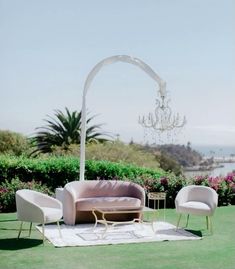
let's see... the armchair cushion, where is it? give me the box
[178,201,211,215]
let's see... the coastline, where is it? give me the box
[183,145,235,177]
[184,161,235,177]
[184,156,235,172]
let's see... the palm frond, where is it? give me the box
[30,107,112,154]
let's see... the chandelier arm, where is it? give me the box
[153,100,160,126]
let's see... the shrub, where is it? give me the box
[0,130,31,156]
[0,178,52,213]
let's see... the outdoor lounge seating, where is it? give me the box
[63,180,146,225]
[16,189,63,242]
[175,185,218,233]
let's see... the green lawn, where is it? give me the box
[0,206,235,269]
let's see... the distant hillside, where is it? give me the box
[143,143,203,168]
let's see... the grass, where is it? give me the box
[0,206,235,269]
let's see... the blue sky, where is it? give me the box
[0,0,235,146]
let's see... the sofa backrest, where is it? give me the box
[65,180,145,200]
[63,180,146,225]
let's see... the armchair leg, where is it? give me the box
[186,214,190,227]
[29,222,32,237]
[18,221,23,239]
[209,216,213,234]
[206,216,209,230]
[42,223,45,244]
[176,214,182,230]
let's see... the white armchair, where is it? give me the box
[16,189,63,243]
[175,185,218,233]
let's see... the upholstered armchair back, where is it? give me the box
[175,185,218,214]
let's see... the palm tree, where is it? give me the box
[30,107,111,155]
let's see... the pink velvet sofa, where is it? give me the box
[63,180,145,225]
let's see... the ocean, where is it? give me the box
[193,145,235,158]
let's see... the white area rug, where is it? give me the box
[36,222,201,247]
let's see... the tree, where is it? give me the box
[155,152,182,175]
[30,107,111,155]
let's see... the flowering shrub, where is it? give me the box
[192,173,235,206]
[133,172,235,207]
[133,173,187,208]
[0,178,53,213]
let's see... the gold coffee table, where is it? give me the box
[92,206,157,236]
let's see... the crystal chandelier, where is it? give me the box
[138,84,186,132]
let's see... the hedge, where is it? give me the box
[0,156,80,189]
[0,156,168,190]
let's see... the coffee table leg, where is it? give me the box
[152,210,158,232]
[102,212,109,235]
[92,209,109,239]
[141,210,157,233]
[92,209,98,230]
[101,213,110,239]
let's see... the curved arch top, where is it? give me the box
[83,55,166,98]
[80,55,166,181]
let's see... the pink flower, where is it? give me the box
[194,176,205,185]
[225,175,234,183]
[0,187,8,194]
[208,176,221,191]
[160,177,168,186]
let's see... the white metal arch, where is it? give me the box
[79,55,166,180]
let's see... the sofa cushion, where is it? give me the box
[76,196,141,211]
